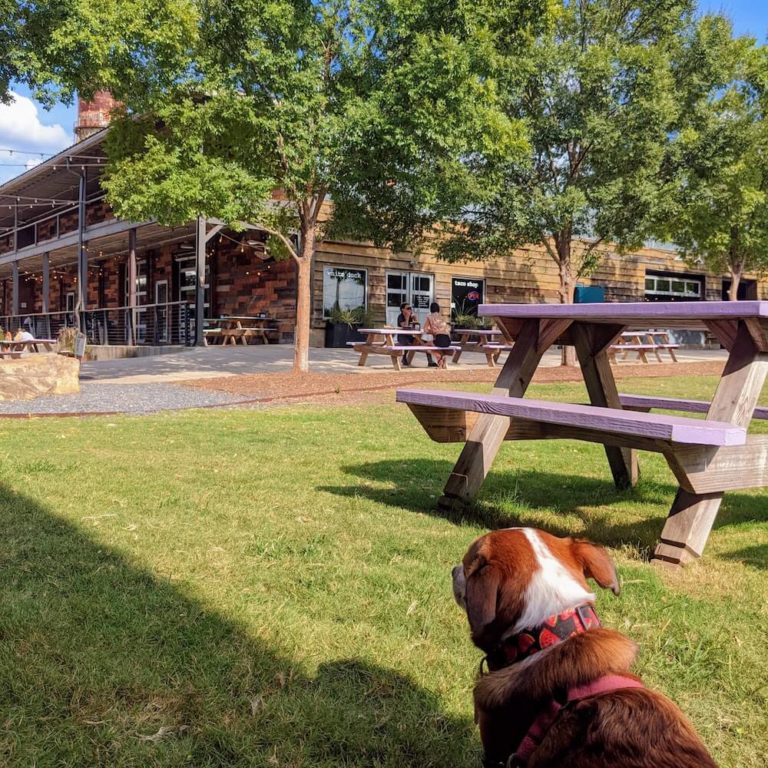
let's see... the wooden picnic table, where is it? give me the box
[397,301,768,567]
[0,338,57,358]
[609,329,679,363]
[204,317,278,346]
[450,328,513,367]
[351,327,460,370]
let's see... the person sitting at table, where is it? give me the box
[423,302,452,369]
[14,328,35,342]
[397,302,437,367]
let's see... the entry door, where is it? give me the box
[385,271,434,326]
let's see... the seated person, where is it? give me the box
[397,302,436,368]
[422,302,452,369]
[14,328,35,342]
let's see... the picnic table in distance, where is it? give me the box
[396,300,768,567]
[0,338,57,359]
[609,329,679,363]
[350,327,460,370]
[204,316,278,346]
[450,327,514,367]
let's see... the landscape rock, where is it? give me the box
[0,354,80,401]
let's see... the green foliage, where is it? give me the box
[344,0,693,301]
[327,305,372,326]
[659,16,768,289]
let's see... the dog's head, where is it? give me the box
[452,528,619,653]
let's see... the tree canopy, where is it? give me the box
[343,0,695,312]
[27,0,544,372]
[660,15,768,299]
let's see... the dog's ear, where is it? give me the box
[465,557,501,638]
[572,540,620,595]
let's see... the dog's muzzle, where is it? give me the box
[452,564,467,610]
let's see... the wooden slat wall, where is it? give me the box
[312,239,761,328]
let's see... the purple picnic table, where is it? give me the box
[397,301,768,567]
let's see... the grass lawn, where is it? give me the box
[0,375,766,767]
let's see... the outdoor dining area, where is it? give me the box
[397,300,768,567]
[349,326,516,369]
[203,316,280,346]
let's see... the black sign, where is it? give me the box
[413,294,431,309]
[452,278,484,315]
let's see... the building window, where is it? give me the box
[323,267,367,317]
[645,272,702,301]
[451,277,485,317]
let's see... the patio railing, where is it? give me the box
[0,301,196,346]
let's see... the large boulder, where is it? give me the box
[0,354,80,401]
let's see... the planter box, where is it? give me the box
[325,322,365,348]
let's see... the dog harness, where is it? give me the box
[481,605,645,768]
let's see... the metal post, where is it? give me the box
[128,228,137,345]
[12,261,19,316]
[42,252,51,338]
[77,171,87,332]
[195,215,207,346]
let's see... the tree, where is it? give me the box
[661,16,768,300]
[341,1,693,365]
[31,0,538,373]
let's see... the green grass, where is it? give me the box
[0,375,766,767]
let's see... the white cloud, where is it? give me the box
[0,92,72,152]
[0,92,73,184]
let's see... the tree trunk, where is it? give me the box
[293,226,315,374]
[557,239,577,366]
[728,266,742,301]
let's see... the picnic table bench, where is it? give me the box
[204,317,278,346]
[397,301,768,567]
[350,328,460,370]
[609,330,679,363]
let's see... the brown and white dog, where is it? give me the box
[452,528,717,768]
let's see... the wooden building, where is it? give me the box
[0,100,764,348]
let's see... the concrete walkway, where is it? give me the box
[80,343,728,384]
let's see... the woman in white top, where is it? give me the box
[422,302,452,369]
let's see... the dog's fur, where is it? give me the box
[452,528,717,767]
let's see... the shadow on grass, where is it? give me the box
[721,543,768,570]
[0,485,475,767]
[326,458,768,553]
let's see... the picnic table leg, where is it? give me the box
[438,320,543,511]
[391,354,402,371]
[357,350,369,366]
[572,323,638,490]
[653,324,768,565]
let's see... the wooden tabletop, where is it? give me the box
[451,328,501,336]
[479,300,768,326]
[358,327,421,335]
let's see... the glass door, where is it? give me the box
[385,271,434,326]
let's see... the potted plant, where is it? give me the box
[324,305,372,348]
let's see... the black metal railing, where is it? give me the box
[0,301,196,346]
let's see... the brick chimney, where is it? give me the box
[74,91,117,142]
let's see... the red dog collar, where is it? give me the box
[485,604,600,672]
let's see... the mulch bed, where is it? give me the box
[183,361,726,406]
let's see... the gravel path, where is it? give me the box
[0,382,249,416]
[0,358,728,417]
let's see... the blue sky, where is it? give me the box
[0,0,766,186]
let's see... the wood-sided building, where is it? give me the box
[0,99,764,348]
